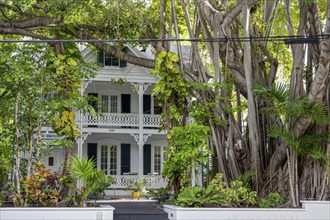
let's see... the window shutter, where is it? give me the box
[97,50,105,67]
[120,47,128,67]
[119,59,127,67]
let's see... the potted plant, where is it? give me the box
[126,179,146,199]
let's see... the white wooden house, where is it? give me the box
[42,46,168,194]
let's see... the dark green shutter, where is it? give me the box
[121,144,131,174]
[119,59,127,67]
[120,47,127,67]
[97,50,104,67]
[143,144,151,175]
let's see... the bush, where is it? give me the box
[61,156,114,207]
[258,192,285,208]
[13,162,59,207]
[0,190,3,206]
[175,173,257,207]
[147,187,170,202]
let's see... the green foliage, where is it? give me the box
[14,162,59,207]
[258,192,285,208]
[162,123,210,191]
[254,83,328,125]
[255,84,329,162]
[126,179,146,192]
[176,185,217,207]
[61,156,114,206]
[151,51,190,126]
[175,173,257,208]
[147,187,170,201]
[268,127,329,163]
[0,190,3,207]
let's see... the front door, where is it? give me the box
[143,144,151,175]
[87,143,97,167]
[121,144,131,174]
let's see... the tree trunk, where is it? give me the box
[242,4,262,192]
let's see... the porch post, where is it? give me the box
[138,83,144,178]
[77,80,91,159]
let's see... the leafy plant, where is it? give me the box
[147,187,170,202]
[176,185,218,207]
[13,162,59,207]
[254,83,330,162]
[0,190,3,206]
[258,192,285,208]
[61,156,114,207]
[162,123,210,192]
[175,173,257,208]
[126,179,146,192]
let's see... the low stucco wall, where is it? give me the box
[0,206,115,220]
[164,201,330,220]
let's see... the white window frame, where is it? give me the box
[99,93,119,113]
[97,139,120,175]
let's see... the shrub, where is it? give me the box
[175,173,257,207]
[258,192,285,208]
[147,187,170,202]
[0,190,3,206]
[61,156,114,207]
[13,162,59,207]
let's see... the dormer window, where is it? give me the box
[97,50,127,67]
[105,56,119,66]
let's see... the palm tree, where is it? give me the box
[64,156,114,207]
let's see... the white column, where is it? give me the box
[77,80,91,158]
[138,83,144,178]
[77,81,84,159]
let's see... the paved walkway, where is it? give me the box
[97,200,168,220]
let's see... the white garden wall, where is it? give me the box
[164,201,330,220]
[0,206,114,220]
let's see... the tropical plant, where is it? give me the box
[176,185,217,207]
[126,179,146,192]
[162,123,210,192]
[175,173,257,208]
[0,190,3,206]
[13,162,59,207]
[147,187,170,202]
[258,192,285,208]
[62,156,114,207]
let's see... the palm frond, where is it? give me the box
[253,83,289,104]
[309,147,329,163]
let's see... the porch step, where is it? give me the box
[107,201,168,220]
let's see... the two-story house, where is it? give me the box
[42,46,168,196]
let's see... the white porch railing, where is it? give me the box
[81,113,162,127]
[143,114,162,127]
[82,113,139,127]
[110,175,168,189]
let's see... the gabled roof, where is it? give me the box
[82,45,159,83]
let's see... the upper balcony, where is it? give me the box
[81,113,162,128]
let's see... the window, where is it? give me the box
[110,95,118,113]
[101,95,109,113]
[154,146,161,175]
[100,95,118,113]
[48,157,54,166]
[101,145,108,174]
[100,144,117,175]
[110,145,117,175]
[97,50,127,67]
[105,56,119,66]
